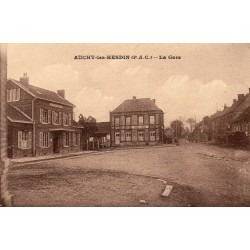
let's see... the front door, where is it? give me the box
[53,134,60,153]
[115,131,120,145]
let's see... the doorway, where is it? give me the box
[53,134,60,153]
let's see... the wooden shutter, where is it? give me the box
[49,132,52,147]
[17,88,21,101]
[40,109,43,123]
[40,132,43,147]
[63,133,66,146]
[59,112,62,125]
[18,131,22,148]
[78,134,80,146]
[7,90,10,102]
[69,114,72,126]
[48,110,51,124]
[28,132,32,148]
[52,111,55,124]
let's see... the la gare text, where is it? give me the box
[74,55,181,60]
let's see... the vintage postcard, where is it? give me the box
[1,43,250,207]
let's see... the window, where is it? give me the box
[126,131,131,141]
[59,112,62,125]
[150,131,156,141]
[52,111,59,125]
[7,88,20,102]
[115,117,120,126]
[150,115,155,124]
[138,116,144,125]
[138,130,144,141]
[40,132,49,148]
[63,113,69,126]
[73,133,79,146]
[18,131,32,149]
[65,133,70,146]
[40,109,51,124]
[126,117,131,126]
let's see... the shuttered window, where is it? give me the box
[7,88,21,102]
[40,109,51,124]
[18,131,32,149]
[40,132,49,148]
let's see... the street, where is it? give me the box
[8,142,250,206]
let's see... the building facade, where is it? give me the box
[7,74,83,158]
[110,96,164,146]
[210,89,250,144]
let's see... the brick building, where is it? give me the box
[110,96,164,146]
[7,74,83,158]
[211,89,250,144]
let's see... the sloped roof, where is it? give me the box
[96,122,110,134]
[111,98,163,113]
[7,105,33,123]
[232,106,250,123]
[210,95,248,120]
[232,94,250,122]
[9,78,75,107]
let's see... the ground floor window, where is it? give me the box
[65,133,70,146]
[138,130,144,141]
[40,132,49,148]
[73,133,80,146]
[18,131,32,149]
[150,130,156,141]
[126,131,131,141]
[115,131,120,144]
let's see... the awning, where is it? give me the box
[49,128,75,132]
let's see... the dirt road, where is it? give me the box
[8,143,250,206]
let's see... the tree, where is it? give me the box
[170,120,183,138]
[78,114,97,137]
[186,118,196,132]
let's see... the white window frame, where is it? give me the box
[7,88,21,102]
[150,115,155,125]
[138,116,144,125]
[125,116,131,126]
[126,131,131,141]
[115,117,120,126]
[138,130,144,141]
[40,132,49,148]
[18,131,32,149]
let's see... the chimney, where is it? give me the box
[224,104,227,110]
[133,96,136,100]
[233,99,237,103]
[20,73,29,86]
[152,99,156,104]
[238,94,244,100]
[57,90,65,98]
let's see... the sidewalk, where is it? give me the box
[10,150,105,165]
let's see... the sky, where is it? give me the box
[7,44,250,126]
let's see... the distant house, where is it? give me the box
[95,122,111,148]
[7,73,83,158]
[110,96,164,146]
[210,89,250,144]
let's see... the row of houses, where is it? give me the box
[7,74,164,158]
[193,88,250,145]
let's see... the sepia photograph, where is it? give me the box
[1,43,250,207]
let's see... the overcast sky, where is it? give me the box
[7,44,250,125]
